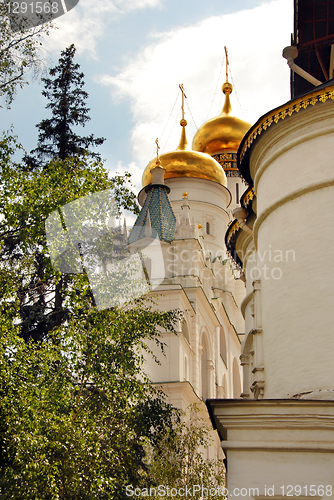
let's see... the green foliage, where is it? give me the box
[0,2,52,107]
[143,405,226,499]
[0,132,183,497]
[0,297,181,498]
[27,44,105,165]
[0,133,139,341]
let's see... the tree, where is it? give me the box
[0,284,181,499]
[27,44,105,165]
[143,405,226,499]
[0,133,139,341]
[0,132,183,497]
[0,2,52,107]
[1,43,124,341]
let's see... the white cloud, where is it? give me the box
[42,0,162,58]
[98,0,293,168]
[114,0,162,12]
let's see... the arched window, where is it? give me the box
[220,327,227,364]
[232,357,242,398]
[206,222,210,234]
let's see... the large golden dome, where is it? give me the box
[142,121,227,188]
[192,82,251,155]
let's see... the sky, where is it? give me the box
[3,0,294,192]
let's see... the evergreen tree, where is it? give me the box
[1,137,138,342]
[2,44,121,341]
[26,44,104,166]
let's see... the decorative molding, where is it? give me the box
[249,328,263,335]
[252,366,264,373]
[213,152,237,162]
[221,440,334,452]
[240,84,334,161]
[207,360,215,371]
[240,353,250,365]
[250,380,265,399]
[213,153,241,177]
[226,219,240,240]
[242,187,255,208]
[217,415,334,430]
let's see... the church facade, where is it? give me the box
[130,2,334,486]
[129,74,250,456]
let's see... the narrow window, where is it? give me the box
[236,183,239,204]
[206,222,210,234]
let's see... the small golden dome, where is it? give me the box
[192,81,251,155]
[142,121,227,188]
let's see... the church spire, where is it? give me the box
[150,138,166,185]
[155,137,162,166]
[222,46,233,116]
[177,83,189,151]
[129,138,176,244]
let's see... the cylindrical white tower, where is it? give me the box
[237,85,334,399]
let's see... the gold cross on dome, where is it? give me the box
[155,137,162,165]
[224,46,229,82]
[179,83,187,121]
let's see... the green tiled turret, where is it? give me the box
[129,184,176,243]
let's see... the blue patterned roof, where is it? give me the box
[129,185,176,243]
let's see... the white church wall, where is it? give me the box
[210,400,334,499]
[248,98,334,399]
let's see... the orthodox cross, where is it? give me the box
[224,46,229,82]
[155,137,160,164]
[179,83,187,121]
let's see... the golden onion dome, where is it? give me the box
[142,118,227,188]
[192,81,251,155]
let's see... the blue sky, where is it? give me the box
[3,0,293,191]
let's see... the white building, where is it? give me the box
[209,54,334,498]
[129,80,251,453]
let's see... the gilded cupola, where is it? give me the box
[141,84,228,189]
[192,48,251,161]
